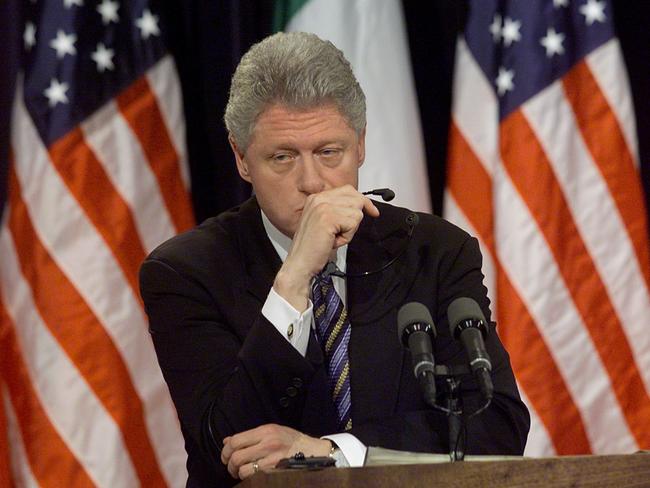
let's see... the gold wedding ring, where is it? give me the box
[252,460,259,474]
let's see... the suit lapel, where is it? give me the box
[233,196,327,367]
[346,205,418,423]
[234,197,283,304]
[346,206,414,324]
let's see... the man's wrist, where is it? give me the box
[273,266,311,312]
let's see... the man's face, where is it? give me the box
[230,103,366,238]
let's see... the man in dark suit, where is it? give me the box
[139,32,530,487]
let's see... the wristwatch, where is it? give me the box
[328,441,347,467]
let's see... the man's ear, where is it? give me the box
[357,126,366,168]
[229,135,252,183]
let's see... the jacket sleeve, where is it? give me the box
[139,257,330,480]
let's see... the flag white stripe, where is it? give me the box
[493,165,637,454]
[0,229,138,488]
[2,389,39,488]
[81,100,178,254]
[286,0,431,212]
[522,83,650,395]
[586,40,640,166]
[147,56,191,189]
[450,39,499,177]
[11,83,186,486]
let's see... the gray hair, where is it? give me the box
[224,31,366,151]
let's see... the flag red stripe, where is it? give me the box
[116,76,194,233]
[0,301,95,487]
[501,110,650,447]
[7,168,167,487]
[562,61,650,289]
[447,123,590,453]
[0,384,13,488]
[47,127,146,300]
[496,267,592,454]
[446,122,495,252]
[0,156,15,488]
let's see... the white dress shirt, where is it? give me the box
[260,210,366,467]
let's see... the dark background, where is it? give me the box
[1,1,648,227]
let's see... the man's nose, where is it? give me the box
[297,156,325,195]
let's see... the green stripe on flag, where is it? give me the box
[273,0,310,31]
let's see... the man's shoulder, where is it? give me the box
[374,201,472,242]
[144,197,259,267]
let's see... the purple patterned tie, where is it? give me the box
[312,269,352,431]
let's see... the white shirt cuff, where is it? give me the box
[261,287,313,356]
[322,433,367,468]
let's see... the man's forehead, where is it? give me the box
[257,102,346,123]
[250,103,356,142]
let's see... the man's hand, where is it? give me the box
[221,424,331,479]
[273,185,379,311]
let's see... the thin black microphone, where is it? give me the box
[362,188,395,201]
[398,302,437,406]
[447,297,493,401]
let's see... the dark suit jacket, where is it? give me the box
[139,197,530,487]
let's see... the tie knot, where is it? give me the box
[321,261,341,278]
[312,262,337,295]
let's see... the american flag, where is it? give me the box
[1,0,193,486]
[445,0,650,455]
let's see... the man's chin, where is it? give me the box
[276,222,297,240]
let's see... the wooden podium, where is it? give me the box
[236,453,650,487]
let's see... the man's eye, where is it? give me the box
[320,148,340,157]
[273,153,293,163]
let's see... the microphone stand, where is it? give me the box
[426,365,469,462]
[444,376,463,461]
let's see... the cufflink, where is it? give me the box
[287,324,294,338]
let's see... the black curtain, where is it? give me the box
[0,0,20,222]
[1,1,648,226]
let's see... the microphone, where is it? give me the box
[447,297,493,401]
[398,302,437,405]
[362,188,395,201]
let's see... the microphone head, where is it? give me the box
[447,297,488,339]
[379,188,395,201]
[398,302,436,346]
[362,188,395,202]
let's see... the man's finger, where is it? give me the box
[229,443,260,470]
[362,195,380,217]
[226,425,267,451]
[238,459,260,480]
[221,428,261,465]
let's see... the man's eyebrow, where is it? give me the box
[267,145,298,153]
